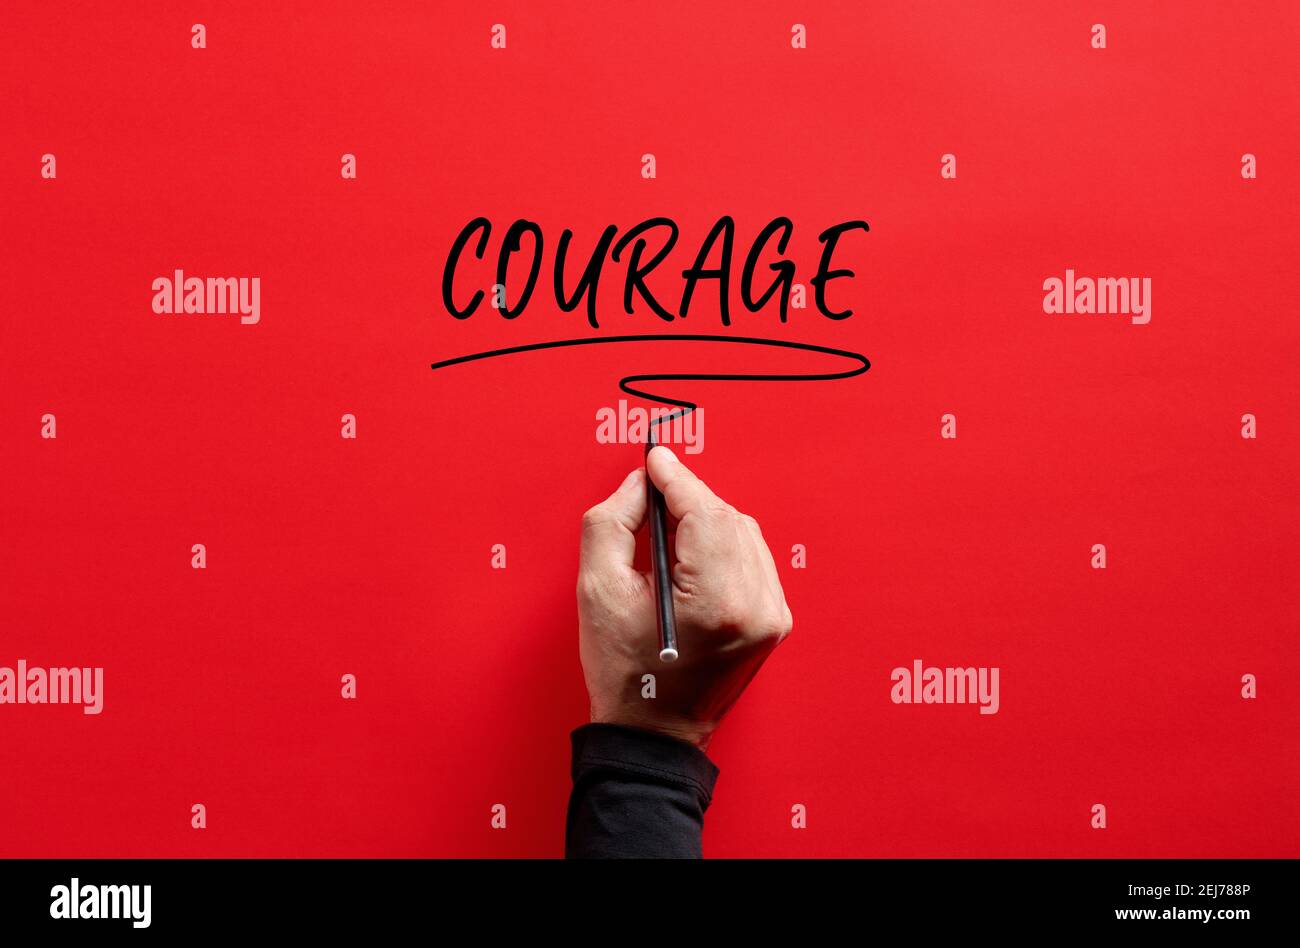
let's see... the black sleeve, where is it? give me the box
[565,722,720,859]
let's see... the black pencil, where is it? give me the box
[646,432,679,662]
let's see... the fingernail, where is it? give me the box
[656,446,678,463]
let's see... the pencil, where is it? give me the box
[646,432,679,662]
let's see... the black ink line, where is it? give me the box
[430,333,871,431]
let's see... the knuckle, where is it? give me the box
[580,505,608,532]
[702,500,734,522]
[754,597,793,641]
[575,569,606,605]
[712,594,751,632]
[756,613,792,643]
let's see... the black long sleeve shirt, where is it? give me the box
[565,723,720,858]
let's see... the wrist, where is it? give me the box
[589,706,714,752]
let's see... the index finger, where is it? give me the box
[579,466,647,574]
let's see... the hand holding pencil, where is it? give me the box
[576,446,793,752]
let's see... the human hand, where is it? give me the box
[576,446,793,751]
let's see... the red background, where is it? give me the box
[3,1,1297,857]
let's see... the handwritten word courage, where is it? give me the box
[442,216,869,327]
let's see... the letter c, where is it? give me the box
[443,217,492,318]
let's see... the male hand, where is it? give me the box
[576,446,793,751]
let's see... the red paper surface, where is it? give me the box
[2,1,1297,857]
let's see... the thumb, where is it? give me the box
[646,445,723,520]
